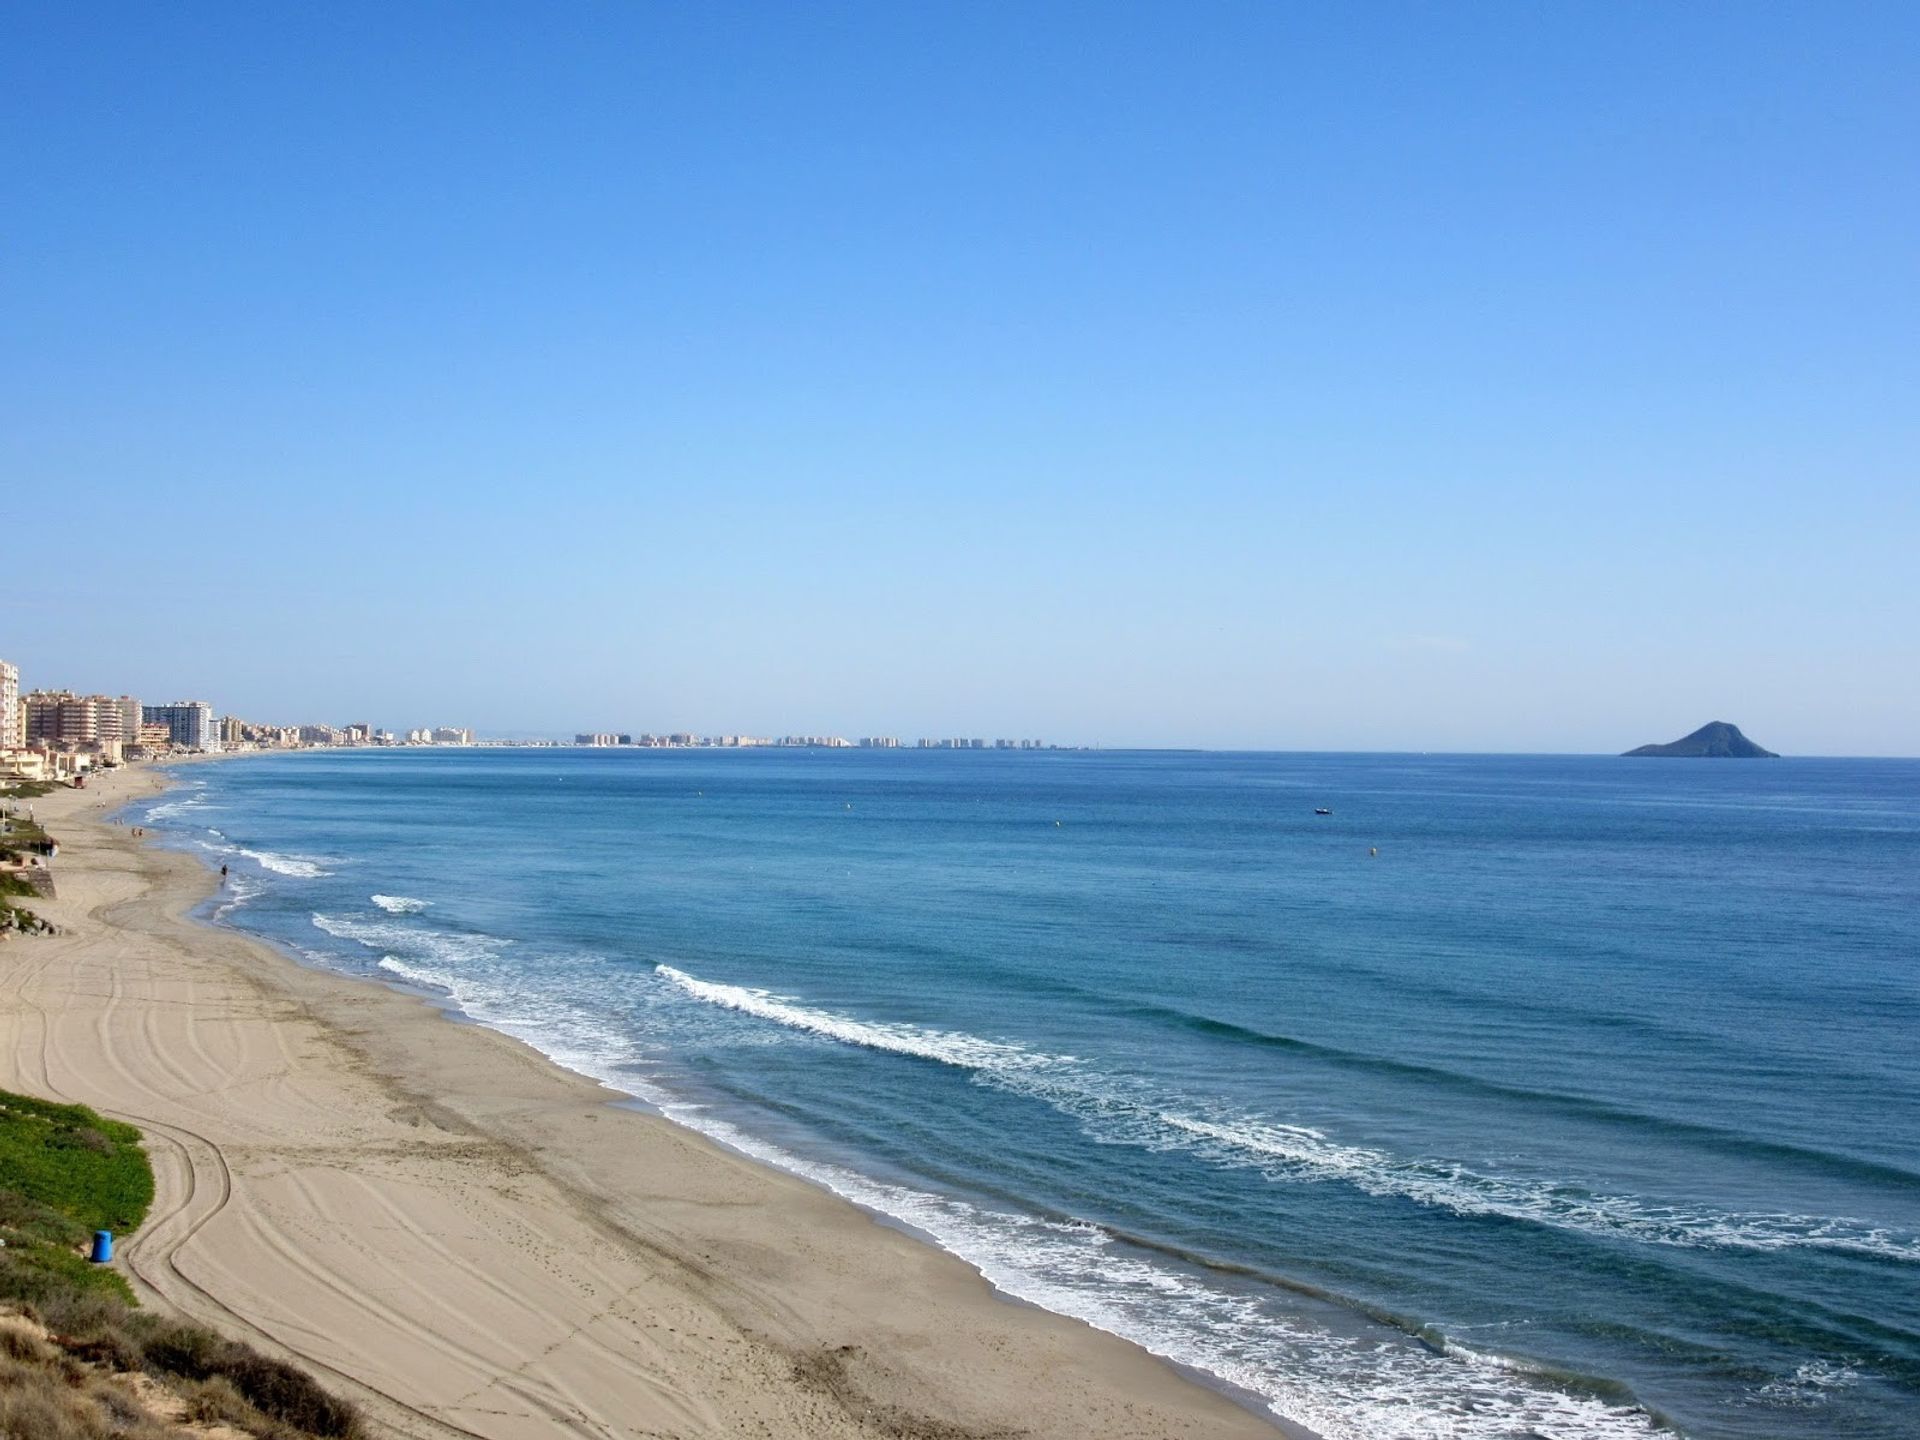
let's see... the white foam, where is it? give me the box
[1753,1359,1863,1408]
[634,1099,1662,1440]
[369,953,656,1099]
[1141,1110,1920,1263]
[237,847,332,878]
[654,965,1057,1072]
[211,875,262,921]
[376,955,446,989]
[371,894,431,914]
[654,965,1920,1264]
[286,951,1662,1436]
[312,913,506,969]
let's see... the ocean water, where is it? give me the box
[135,749,1920,1439]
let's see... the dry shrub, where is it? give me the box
[131,1318,360,1439]
[0,1365,169,1440]
[179,1374,252,1426]
[27,1287,127,1345]
[0,1326,54,1365]
[8,1290,363,1438]
[132,1318,226,1379]
[40,1292,144,1374]
[211,1349,361,1439]
[0,1382,82,1440]
[85,1378,148,1428]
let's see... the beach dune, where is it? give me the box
[0,767,1283,1440]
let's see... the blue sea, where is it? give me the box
[134,749,1920,1439]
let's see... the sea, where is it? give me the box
[131,747,1920,1440]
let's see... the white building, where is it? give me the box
[143,701,219,752]
[0,660,18,749]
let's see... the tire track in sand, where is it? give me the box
[9,822,492,1440]
[109,1107,493,1440]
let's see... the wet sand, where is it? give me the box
[0,764,1287,1440]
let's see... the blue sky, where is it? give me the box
[4,3,1916,752]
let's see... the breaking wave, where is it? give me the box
[653,965,1920,1264]
[239,848,332,878]
[313,912,506,969]
[629,1094,1666,1440]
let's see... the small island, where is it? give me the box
[1623,722,1779,758]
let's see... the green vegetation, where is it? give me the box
[0,875,41,937]
[0,1093,153,1235]
[0,1088,362,1439]
[0,813,55,934]
[0,781,56,800]
[0,813,52,864]
[0,1094,149,1309]
[0,903,49,937]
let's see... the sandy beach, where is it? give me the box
[0,763,1286,1440]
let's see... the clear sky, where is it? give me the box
[4,4,1916,753]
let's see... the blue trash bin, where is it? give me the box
[90,1230,113,1263]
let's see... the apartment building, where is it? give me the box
[143,701,219,752]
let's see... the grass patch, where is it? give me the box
[0,809,54,931]
[0,1096,144,1312]
[0,810,53,869]
[0,1094,151,1237]
[0,1089,362,1438]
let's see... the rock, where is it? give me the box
[1623,722,1779,758]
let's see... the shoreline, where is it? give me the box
[1,762,1292,1440]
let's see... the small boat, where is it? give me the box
[1314,807,1332,816]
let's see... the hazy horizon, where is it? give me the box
[6,5,1916,756]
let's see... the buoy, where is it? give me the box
[1369,847,1378,858]
[90,1230,113,1263]
[1054,820,1062,827]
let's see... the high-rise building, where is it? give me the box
[19,691,135,749]
[25,691,97,747]
[143,701,219,752]
[0,660,18,749]
[82,695,128,743]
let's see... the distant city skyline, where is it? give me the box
[4,5,1915,756]
[0,646,1896,759]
